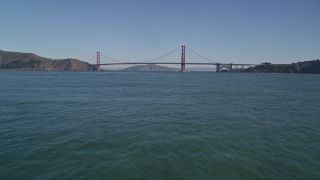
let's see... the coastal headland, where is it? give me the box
[243,60,320,74]
[0,50,96,71]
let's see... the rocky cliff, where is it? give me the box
[0,50,96,71]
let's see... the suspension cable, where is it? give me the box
[88,54,96,62]
[186,47,217,63]
[100,52,126,63]
[140,46,181,63]
[97,47,181,63]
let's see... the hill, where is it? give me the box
[0,50,96,71]
[120,64,179,72]
[243,60,320,74]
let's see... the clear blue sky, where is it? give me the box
[1,0,319,64]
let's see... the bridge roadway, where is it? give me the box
[98,62,256,66]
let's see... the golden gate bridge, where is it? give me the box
[94,45,256,72]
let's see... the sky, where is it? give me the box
[1,0,320,65]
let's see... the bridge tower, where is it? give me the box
[216,63,220,72]
[229,63,233,72]
[181,45,186,72]
[96,51,100,72]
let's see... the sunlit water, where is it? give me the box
[1,71,320,179]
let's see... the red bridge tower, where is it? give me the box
[181,45,186,72]
[96,51,100,72]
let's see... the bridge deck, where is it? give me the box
[98,62,256,66]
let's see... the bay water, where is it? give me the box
[0,71,319,179]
